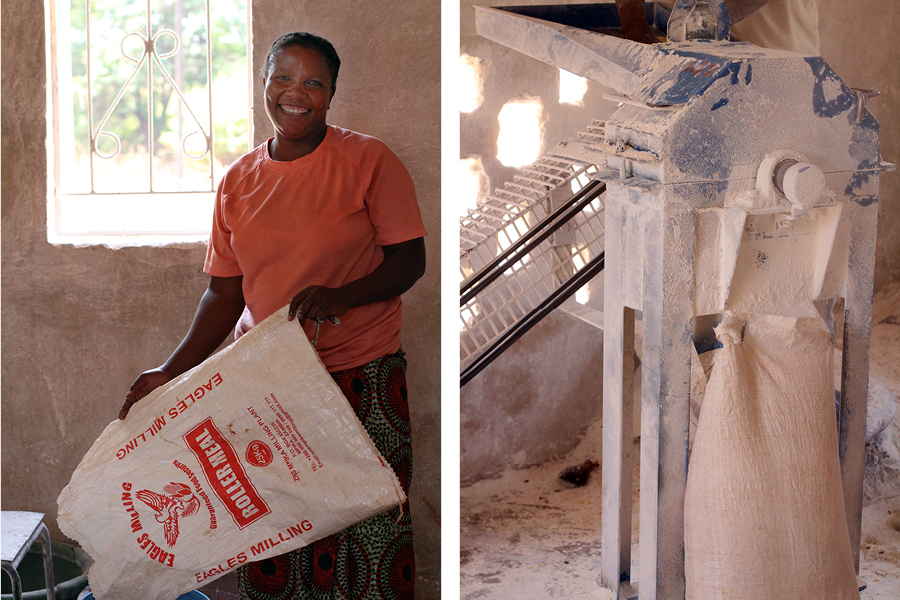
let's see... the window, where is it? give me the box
[496,98,543,168]
[458,54,484,114]
[46,0,249,245]
[558,68,587,106]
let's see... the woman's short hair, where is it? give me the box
[263,32,341,88]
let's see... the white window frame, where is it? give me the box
[45,0,251,247]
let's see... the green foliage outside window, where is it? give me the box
[63,0,248,192]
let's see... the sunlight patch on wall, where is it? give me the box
[458,157,488,216]
[570,169,595,194]
[559,69,588,106]
[459,54,485,113]
[496,99,543,168]
[575,286,590,304]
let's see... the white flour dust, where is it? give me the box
[461,283,900,599]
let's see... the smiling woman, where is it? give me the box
[262,34,337,161]
[119,31,428,600]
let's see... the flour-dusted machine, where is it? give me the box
[462,1,894,598]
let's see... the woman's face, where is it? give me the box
[263,45,335,148]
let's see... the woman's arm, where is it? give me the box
[616,0,659,44]
[119,275,246,419]
[288,237,426,325]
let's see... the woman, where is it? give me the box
[120,32,426,600]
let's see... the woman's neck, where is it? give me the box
[267,126,328,162]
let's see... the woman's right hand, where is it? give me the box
[119,368,172,420]
[117,275,246,421]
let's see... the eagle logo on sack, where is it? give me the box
[136,482,200,547]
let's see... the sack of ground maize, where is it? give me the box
[684,314,859,600]
[57,305,405,600]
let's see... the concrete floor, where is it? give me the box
[460,420,631,600]
[460,439,900,600]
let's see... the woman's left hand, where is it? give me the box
[288,238,426,327]
[288,285,351,325]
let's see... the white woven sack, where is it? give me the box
[684,314,859,600]
[57,306,405,600]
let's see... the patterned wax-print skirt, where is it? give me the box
[236,350,415,600]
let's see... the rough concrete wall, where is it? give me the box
[2,0,213,531]
[818,0,900,290]
[460,312,605,483]
[1,0,440,597]
[460,0,616,484]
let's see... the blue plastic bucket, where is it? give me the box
[81,592,208,600]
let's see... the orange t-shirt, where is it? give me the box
[204,126,427,371]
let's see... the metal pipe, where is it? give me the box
[460,180,605,305]
[461,250,605,386]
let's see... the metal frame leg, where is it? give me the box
[39,524,57,600]
[601,191,636,597]
[839,194,878,572]
[638,202,693,600]
[602,191,693,599]
[1,563,23,600]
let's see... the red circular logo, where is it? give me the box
[246,440,273,467]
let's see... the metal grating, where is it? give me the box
[459,120,609,379]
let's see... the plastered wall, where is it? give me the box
[0,0,440,597]
[459,0,900,484]
[817,0,900,291]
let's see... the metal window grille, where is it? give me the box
[47,0,248,240]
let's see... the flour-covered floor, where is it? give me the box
[461,284,900,600]
[460,420,631,600]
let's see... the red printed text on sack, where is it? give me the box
[173,460,218,530]
[116,415,168,460]
[248,520,314,557]
[246,440,274,467]
[135,533,176,567]
[168,373,224,419]
[122,483,182,567]
[184,417,270,529]
[121,482,144,533]
[194,553,248,583]
[115,373,223,460]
